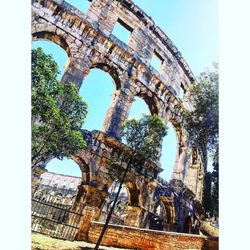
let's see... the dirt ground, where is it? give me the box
[32,233,133,250]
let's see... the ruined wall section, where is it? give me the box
[88,222,218,250]
[32,0,187,135]
[88,0,195,97]
[32,0,205,206]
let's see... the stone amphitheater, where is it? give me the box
[31,0,218,249]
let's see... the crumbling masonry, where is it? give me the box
[32,0,206,242]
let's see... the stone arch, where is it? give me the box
[133,84,160,115]
[136,92,159,115]
[148,199,166,230]
[124,180,141,207]
[71,155,90,185]
[32,31,71,58]
[160,196,176,224]
[90,62,122,90]
[43,156,90,188]
[98,179,129,225]
[164,107,189,182]
[32,25,88,88]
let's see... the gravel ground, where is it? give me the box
[32,233,133,250]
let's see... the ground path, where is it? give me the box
[32,233,133,250]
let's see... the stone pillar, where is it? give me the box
[75,205,101,240]
[102,89,134,139]
[124,206,145,228]
[72,184,108,240]
[184,148,205,199]
[60,60,90,89]
[195,166,204,202]
[184,164,199,195]
[172,146,187,181]
[142,181,157,213]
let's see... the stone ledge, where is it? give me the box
[88,221,218,250]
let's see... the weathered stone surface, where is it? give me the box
[88,222,218,250]
[31,0,210,244]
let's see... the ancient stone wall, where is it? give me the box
[88,222,218,250]
[32,0,204,196]
[32,0,208,239]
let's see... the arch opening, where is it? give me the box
[149,200,166,231]
[32,31,71,58]
[128,96,151,119]
[91,63,121,90]
[32,40,69,79]
[98,180,129,225]
[32,158,83,206]
[149,196,175,231]
[137,93,159,115]
[80,68,115,131]
[159,122,178,181]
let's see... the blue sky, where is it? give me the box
[32,0,218,180]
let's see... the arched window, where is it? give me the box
[46,158,82,178]
[79,68,115,131]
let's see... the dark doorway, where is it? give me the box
[183,216,192,233]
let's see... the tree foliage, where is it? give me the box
[32,48,88,168]
[181,63,219,217]
[203,152,219,218]
[121,114,168,162]
[182,62,218,155]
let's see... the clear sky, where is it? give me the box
[32,0,218,180]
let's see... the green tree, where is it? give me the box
[32,48,88,169]
[203,171,213,216]
[94,114,167,249]
[182,63,218,155]
[181,63,219,217]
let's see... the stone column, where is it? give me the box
[102,89,134,139]
[124,206,145,228]
[72,184,108,240]
[75,206,101,240]
[184,148,205,199]
[195,166,204,202]
[172,146,187,181]
[60,60,90,89]
[184,164,199,195]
